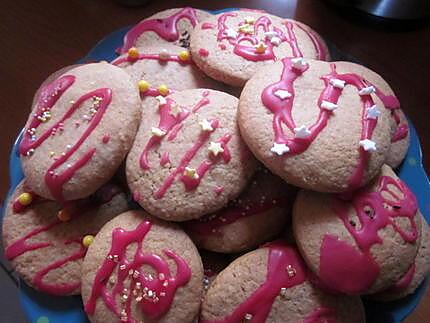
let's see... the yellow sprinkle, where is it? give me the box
[244,16,256,24]
[82,235,95,248]
[57,209,71,222]
[17,193,32,206]
[255,42,267,54]
[178,50,190,62]
[127,47,139,59]
[184,167,199,179]
[138,80,150,92]
[157,84,169,96]
[49,151,55,158]
[239,24,254,34]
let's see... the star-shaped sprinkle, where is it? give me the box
[271,36,281,46]
[184,167,199,179]
[274,89,292,100]
[270,142,290,155]
[329,78,345,89]
[238,24,253,34]
[366,105,381,119]
[255,42,267,54]
[199,119,214,132]
[156,95,167,106]
[320,100,338,111]
[264,31,278,39]
[294,125,311,138]
[225,28,238,39]
[291,57,308,70]
[151,127,166,137]
[244,16,255,24]
[208,142,224,156]
[359,139,377,151]
[358,86,375,96]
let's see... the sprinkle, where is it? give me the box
[26,148,35,156]
[138,80,150,92]
[157,84,169,96]
[286,265,296,277]
[199,119,214,132]
[119,264,126,271]
[359,139,377,151]
[225,28,238,39]
[255,42,267,54]
[208,142,224,156]
[184,167,199,179]
[133,270,140,279]
[82,235,94,248]
[156,95,167,106]
[17,193,32,206]
[271,143,290,155]
[67,164,72,168]
[66,144,72,150]
[244,16,256,24]
[320,100,338,111]
[57,209,71,222]
[358,85,375,95]
[159,49,170,60]
[244,313,253,321]
[366,105,381,119]
[238,24,253,34]
[151,127,166,137]
[271,36,282,46]
[159,273,165,280]
[329,78,346,89]
[294,125,311,139]
[274,89,292,100]
[178,50,190,61]
[291,57,308,70]
[264,31,278,39]
[280,287,288,298]
[127,47,139,59]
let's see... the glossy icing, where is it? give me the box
[84,220,191,321]
[111,52,190,66]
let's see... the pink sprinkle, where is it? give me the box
[219,44,227,50]
[102,134,110,144]
[198,48,209,57]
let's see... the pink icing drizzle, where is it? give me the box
[84,220,191,321]
[160,152,170,167]
[303,307,337,323]
[102,134,110,144]
[214,185,224,195]
[202,22,216,29]
[111,52,190,66]
[392,263,416,291]
[198,48,209,57]
[119,7,199,53]
[20,75,112,201]
[319,175,418,294]
[295,24,328,61]
[201,242,334,323]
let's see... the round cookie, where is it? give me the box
[20,62,141,201]
[386,107,410,168]
[2,181,128,295]
[293,165,422,294]
[371,213,430,301]
[184,168,295,253]
[200,242,365,323]
[117,7,212,53]
[81,210,203,323]
[111,44,222,94]
[190,10,330,86]
[126,88,258,221]
[239,58,397,192]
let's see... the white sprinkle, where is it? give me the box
[329,78,346,89]
[366,105,381,119]
[156,95,167,106]
[358,86,375,96]
[159,49,170,60]
[320,100,338,111]
[359,139,377,151]
[270,36,282,46]
[225,28,238,39]
[264,31,278,39]
[208,141,224,156]
[270,143,290,156]
[291,57,308,70]
[184,167,199,179]
[274,89,292,100]
[151,127,166,137]
[294,125,311,139]
[66,144,72,150]
[199,119,214,132]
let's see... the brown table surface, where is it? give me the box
[1,0,429,322]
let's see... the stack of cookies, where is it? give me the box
[3,7,429,323]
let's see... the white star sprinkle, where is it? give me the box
[264,31,278,39]
[291,57,308,70]
[184,167,199,179]
[151,127,166,137]
[366,105,381,119]
[294,125,311,139]
[156,95,167,106]
[208,142,224,156]
[270,36,282,46]
[329,78,346,89]
[358,86,375,96]
[225,28,238,39]
[359,139,377,151]
[199,119,214,132]
[274,89,292,100]
[270,143,290,155]
[320,100,338,111]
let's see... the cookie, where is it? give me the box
[200,242,365,323]
[239,58,399,192]
[20,62,141,201]
[126,88,257,221]
[386,107,410,168]
[81,210,203,323]
[371,214,430,301]
[111,44,222,94]
[117,7,211,53]
[293,165,422,294]
[2,181,128,295]
[190,10,330,86]
[184,168,295,253]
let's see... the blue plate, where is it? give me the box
[2,8,429,323]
